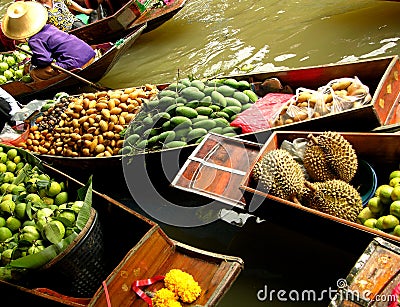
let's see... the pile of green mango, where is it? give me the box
[121,77,258,153]
[0,44,32,84]
[357,165,400,236]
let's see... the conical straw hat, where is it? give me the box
[2,1,48,40]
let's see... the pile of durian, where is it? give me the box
[251,131,363,222]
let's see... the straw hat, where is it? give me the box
[2,1,48,40]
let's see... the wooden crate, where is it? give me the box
[239,131,400,244]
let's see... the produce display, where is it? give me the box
[22,86,158,157]
[122,78,258,154]
[269,77,372,127]
[251,131,363,222]
[0,145,92,273]
[357,165,400,236]
[0,45,32,84]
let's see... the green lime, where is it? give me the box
[393,225,400,237]
[0,163,6,173]
[13,155,21,164]
[391,186,400,201]
[0,199,15,214]
[14,202,27,220]
[38,173,50,181]
[6,148,18,161]
[20,225,40,243]
[389,170,400,181]
[367,196,384,214]
[0,152,7,163]
[363,218,377,228]
[25,193,42,205]
[46,181,62,197]
[1,248,13,265]
[390,177,400,187]
[0,227,12,242]
[58,211,76,227]
[3,172,14,183]
[0,217,5,227]
[6,216,21,232]
[54,191,68,206]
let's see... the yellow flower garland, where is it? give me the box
[151,269,202,307]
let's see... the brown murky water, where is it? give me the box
[1,0,400,305]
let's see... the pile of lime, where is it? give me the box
[357,165,400,236]
[122,77,258,153]
[0,146,84,266]
[0,44,32,85]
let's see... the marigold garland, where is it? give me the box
[151,269,202,307]
[152,288,181,307]
[164,269,202,303]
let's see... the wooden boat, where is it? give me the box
[28,55,400,200]
[0,144,244,306]
[70,0,188,45]
[330,237,400,307]
[238,131,400,244]
[0,24,146,104]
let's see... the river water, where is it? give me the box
[1,0,400,306]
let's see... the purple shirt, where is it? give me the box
[28,24,95,69]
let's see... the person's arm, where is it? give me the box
[28,38,54,68]
[66,0,94,15]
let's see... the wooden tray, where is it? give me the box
[239,131,400,243]
[171,133,262,209]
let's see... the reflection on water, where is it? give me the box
[99,0,400,89]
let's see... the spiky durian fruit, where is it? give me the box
[301,179,363,222]
[252,149,305,201]
[303,131,358,182]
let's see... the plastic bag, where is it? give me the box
[326,76,372,113]
[269,87,318,126]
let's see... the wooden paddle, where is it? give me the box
[15,46,110,91]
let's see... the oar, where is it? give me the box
[15,46,110,91]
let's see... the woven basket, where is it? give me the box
[37,207,107,297]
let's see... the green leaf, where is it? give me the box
[43,222,63,244]
[12,163,32,185]
[76,177,93,231]
[9,232,77,269]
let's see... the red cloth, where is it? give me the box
[230,93,294,133]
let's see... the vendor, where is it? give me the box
[36,0,95,32]
[1,1,96,81]
[0,88,21,132]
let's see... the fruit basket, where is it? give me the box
[0,143,105,297]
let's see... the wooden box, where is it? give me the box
[239,131,400,244]
[330,237,400,307]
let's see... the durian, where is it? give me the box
[300,179,363,222]
[252,149,305,201]
[303,131,358,182]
